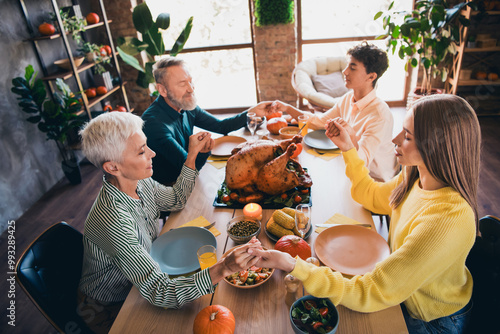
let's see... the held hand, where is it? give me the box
[247,248,296,272]
[270,100,288,114]
[188,132,212,155]
[200,137,215,153]
[221,241,262,277]
[249,101,274,117]
[325,118,355,152]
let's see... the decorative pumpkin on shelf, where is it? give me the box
[274,235,311,260]
[38,22,55,36]
[193,305,235,334]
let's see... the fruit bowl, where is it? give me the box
[54,56,84,71]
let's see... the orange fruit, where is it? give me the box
[488,73,499,81]
[85,88,97,98]
[476,71,487,80]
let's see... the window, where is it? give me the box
[146,0,257,110]
[300,0,414,103]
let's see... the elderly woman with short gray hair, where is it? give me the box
[77,112,260,333]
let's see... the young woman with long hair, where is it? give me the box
[249,94,481,333]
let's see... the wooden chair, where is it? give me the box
[465,215,500,334]
[16,222,92,333]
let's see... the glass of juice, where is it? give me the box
[197,245,217,270]
[298,115,309,136]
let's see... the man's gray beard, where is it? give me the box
[167,91,197,111]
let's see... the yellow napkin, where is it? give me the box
[207,155,228,169]
[306,148,341,161]
[315,213,372,233]
[179,216,221,237]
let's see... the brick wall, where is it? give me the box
[250,0,298,106]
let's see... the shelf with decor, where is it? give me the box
[19,0,131,120]
[445,2,500,116]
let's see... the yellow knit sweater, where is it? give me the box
[290,148,476,321]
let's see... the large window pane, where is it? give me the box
[302,40,407,101]
[301,0,413,39]
[146,0,251,48]
[161,49,257,109]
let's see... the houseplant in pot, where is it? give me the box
[11,65,84,184]
[116,2,193,88]
[374,0,474,99]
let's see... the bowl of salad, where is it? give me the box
[222,246,274,289]
[290,295,339,333]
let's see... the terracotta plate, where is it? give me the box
[314,225,390,276]
[304,130,338,150]
[211,136,246,156]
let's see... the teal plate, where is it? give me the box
[150,226,217,275]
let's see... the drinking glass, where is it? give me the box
[197,245,217,270]
[247,112,260,139]
[298,115,309,136]
[295,204,311,238]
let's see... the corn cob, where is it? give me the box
[267,218,294,238]
[282,207,296,218]
[272,210,295,229]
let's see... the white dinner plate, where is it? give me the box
[150,226,217,275]
[303,130,338,150]
[211,136,247,156]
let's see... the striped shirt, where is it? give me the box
[78,165,215,308]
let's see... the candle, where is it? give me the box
[243,203,262,220]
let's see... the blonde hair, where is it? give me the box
[79,112,144,171]
[389,94,481,227]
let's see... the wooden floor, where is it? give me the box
[1,116,499,334]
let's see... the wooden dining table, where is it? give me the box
[109,128,408,334]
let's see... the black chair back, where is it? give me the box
[16,222,91,333]
[466,215,500,334]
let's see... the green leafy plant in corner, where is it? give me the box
[11,65,83,163]
[254,0,294,27]
[374,0,474,95]
[117,2,193,88]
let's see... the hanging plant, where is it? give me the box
[255,0,294,27]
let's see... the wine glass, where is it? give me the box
[295,204,311,238]
[247,112,260,139]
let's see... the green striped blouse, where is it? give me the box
[78,165,215,308]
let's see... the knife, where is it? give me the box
[315,223,372,228]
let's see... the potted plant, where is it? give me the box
[374,0,474,96]
[11,65,84,184]
[116,2,193,88]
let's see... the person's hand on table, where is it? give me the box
[197,132,215,153]
[247,247,296,273]
[248,101,274,117]
[325,118,355,152]
[209,238,263,284]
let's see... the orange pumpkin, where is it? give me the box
[86,13,100,25]
[96,86,108,95]
[290,143,303,159]
[193,305,235,334]
[38,22,55,36]
[115,105,127,112]
[275,235,311,260]
[267,111,283,120]
[266,117,287,135]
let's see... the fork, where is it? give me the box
[203,222,216,230]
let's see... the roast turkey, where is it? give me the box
[225,135,312,200]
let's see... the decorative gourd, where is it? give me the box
[266,117,287,135]
[274,235,311,260]
[193,305,235,334]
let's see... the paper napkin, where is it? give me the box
[306,148,341,161]
[179,216,221,237]
[207,156,228,169]
[315,213,372,233]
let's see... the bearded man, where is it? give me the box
[142,57,272,185]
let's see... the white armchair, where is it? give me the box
[292,56,348,111]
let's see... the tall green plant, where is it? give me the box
[117,3,193,88]
[11,65,83,162]
[375,0,473,95]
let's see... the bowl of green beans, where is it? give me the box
[227,216,261,244]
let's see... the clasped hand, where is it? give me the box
[325,117,355,152]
